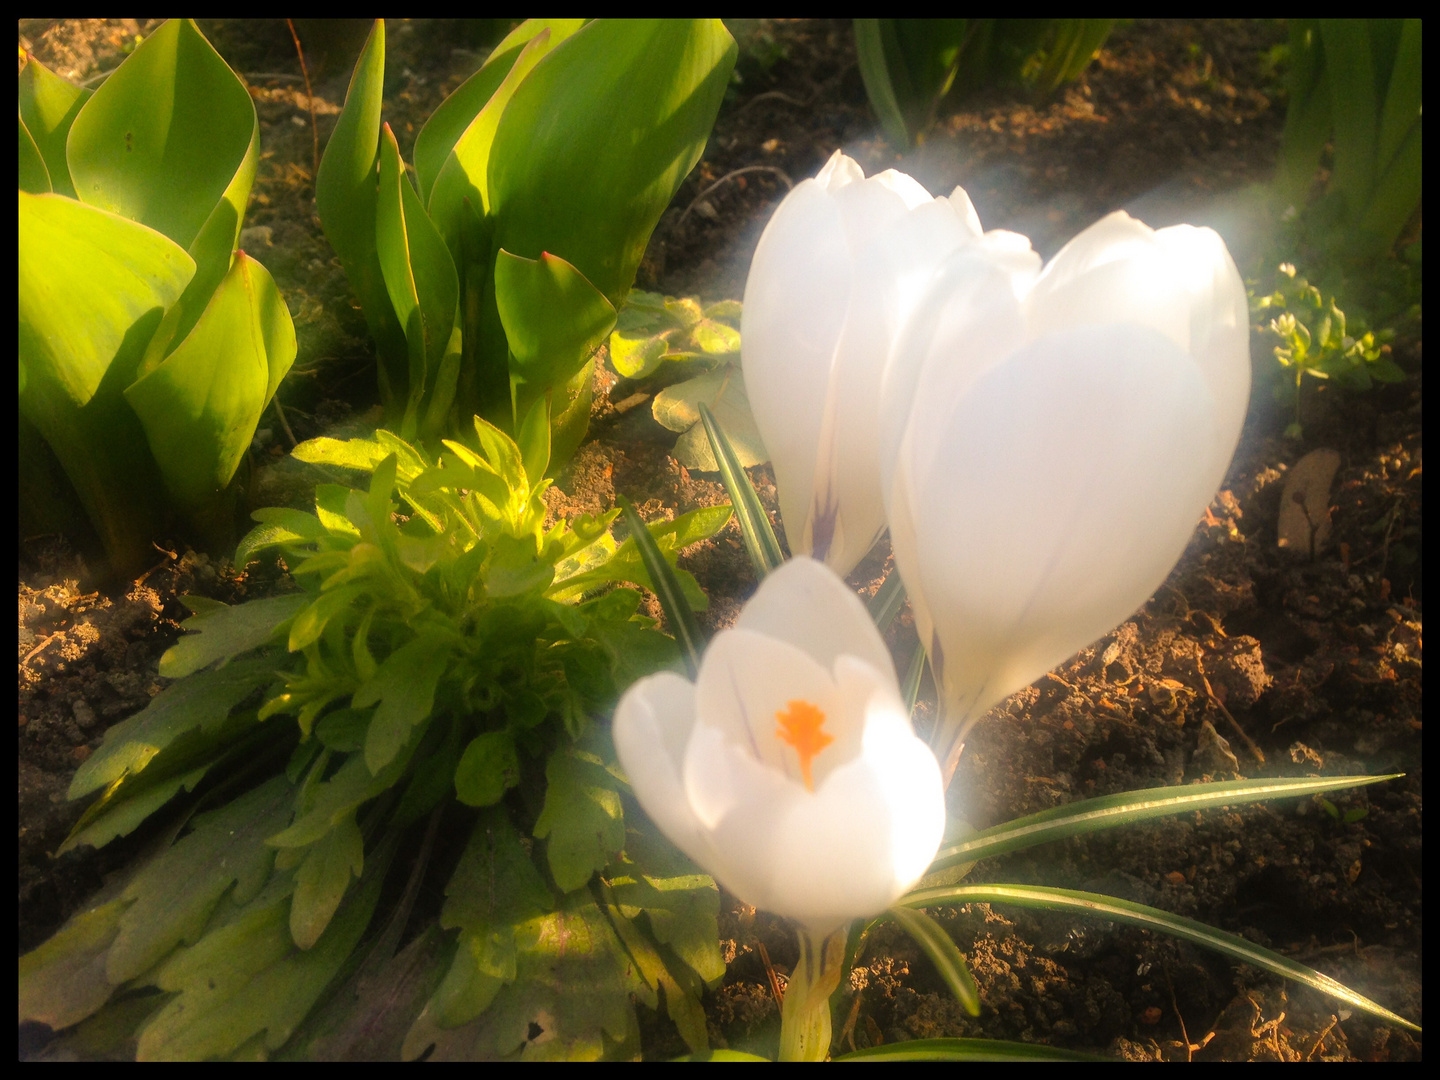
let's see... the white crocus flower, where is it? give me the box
[741,150,1029,577]
[612,556,945,935]
[879,210,1251,779]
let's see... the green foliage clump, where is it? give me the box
[19,415,732,1060]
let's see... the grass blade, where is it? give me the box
[617,494,705,678]
[836,1036,1109,1061]
[901,640,926,717]
[901,883,1421,1034]
[866,568,905,630]
[930,774,1401,872]
[698,401,783,577]
[886,905,979,1016]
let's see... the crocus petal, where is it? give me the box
[612,670,714,871]
[893,321,1219,724]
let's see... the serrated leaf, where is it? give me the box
[106,776,296,986]
[237,508,327,567]
[533,743,625,893]
[161,594,308,678]
[354,632,452,774]
[601,886,709,1053]
[290,812,364,949]
[455,731,521,807]
[71,656,275,798]
[19,898,128,1031]
[267,741,417,850]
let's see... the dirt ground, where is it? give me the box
[18,19,1422,1061]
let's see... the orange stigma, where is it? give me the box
[775,699,833,792]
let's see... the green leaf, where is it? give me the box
[290,812,365,949]
[699,401,782,577]
[405,891,642,1061]
[929,774,1403,873]
[835,1037,1109,1061]
[71,655,277,798]
[614,497,709,677]
[354,631,453,774]
[854,19,912,147]
[136,832,390,1060]
[18,191,195,576]
[19,115,51,194]
[654,365,768,471]
[236,508,329,567]
[533,742,625,893]
[268,742,415,850]
[454,730,521,807]
[18,53,92,198]
[494,247,617,426]
[293,434,391,473]
[161,594,308,678]
[287,583,365,653]
[315,20,409,381]
[67,19,255,255]
[886,905,980,1016]
[600,883,709,1053]
[866,568,907,631]
[902,883,1421,1035]
[125,251,297,518]
[608,329,669,378]
[487,19,737,308]
[19,898,130,1032]
[421,808,553,1031]
[105,775,296,986]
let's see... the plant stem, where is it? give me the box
[778,926,848,1061]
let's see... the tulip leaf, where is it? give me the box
[886,905,980,1016]
[454,731,522,807]
[654,365,768,472]
[18,191,196,576]
[315,19,409,380]
[487,19,737,307]
[18,53,92,198]
[124,251,297,519]
[902,883,1420,1035]
[494,248,617,426]
[698,401,783,577]
[19,116,51,194]
[533,742,626,894]
[928,774,1403,872]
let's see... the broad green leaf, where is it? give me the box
[886,905,980,1016]
[18,191,194,576]
[405,891,642,1061]
[854,19,912,148]
[533,742,625,893]
[416,19,584,206]
[600,884,709,1053]
[699,401,782,577]
[928,774,1403,873]
[426,26,569,258]
[71,656,277,798]
[18,53,92,198]
[236,508,329,567]
[354,631,453,774]
[18,116,51,193]
[421,809,553,1031]
[517,395,552,486]
[454,730,521,807]
[67,20,254,253]
[125,251,297,516]
[106,775,295,985]
[375,123,459,436]
[315,19,409,380]
[290,812,364,949]
[19,898,130,1031]
[488,19,737,309]
[136,835,389,1060]
[654,365,769,471]
[293,434,391,473]
[494,248,616,421]
[161,593,308,678]
[902,883,1421,1035]
[608,329,668,378]
[1319,19,1378,222]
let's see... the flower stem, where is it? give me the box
[778,926,848,1061]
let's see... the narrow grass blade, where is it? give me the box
[866,568,905,630]
[930,774,1401,872]
[835,1036,1109,1061]
[698,401,783,577]
[901,640,926,717]
[901,883,1421,1034]
[617,494,705,678]
[886,906,979,1016]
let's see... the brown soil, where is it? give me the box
[18,19,1422,1061]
